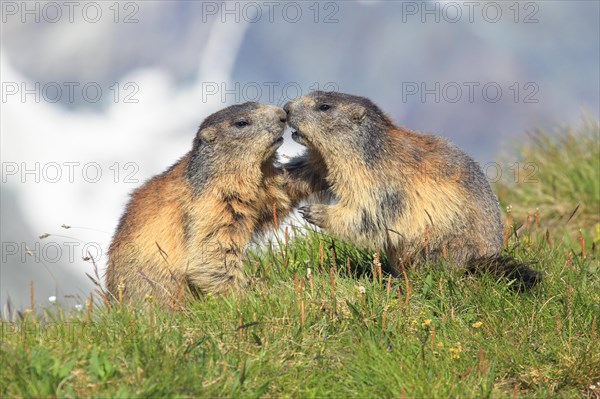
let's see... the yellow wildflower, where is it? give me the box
[449,342,462,359]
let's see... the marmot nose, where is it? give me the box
[277,109,287,123]
[283,102,291,115]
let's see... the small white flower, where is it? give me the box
[48,296,57,304]
[358,285,366,294]
[75,304,83,311]
[306,268,312,278]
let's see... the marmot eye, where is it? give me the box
[318,104,331,111]
[234,120,249,128]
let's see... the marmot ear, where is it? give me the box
[350,105,367,123]
[199,126,217,143]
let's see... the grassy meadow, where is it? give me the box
[1,120,599,398]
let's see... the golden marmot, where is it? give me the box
[105,102,291,306]
[283,91,540,290]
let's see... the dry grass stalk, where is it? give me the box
[330,241,337,274]
[280,246,287,270]
[102,292,110,308]
[478,347,486,376]
[373,246,382,284]
[272,204,278,229]
[372,257,377,284]
[566,284,573,339]
[399,259,411,309]
[294,273,299,296]
[424,225,429,261]
[118,279,124,306]
[299,280,305,327]
[85,293,94,323]
[29,281,34,312]
[319,242,324,269]
[503,205,513,244]
[329,267,337,315]
[329,268,336,300]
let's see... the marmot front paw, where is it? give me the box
[299,205,327,228]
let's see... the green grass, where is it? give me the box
[496,116,600,246]
[2,121,599,398]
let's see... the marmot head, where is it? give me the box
[284,91,394,161]
[192,102,287,160]
[186,102,286,188]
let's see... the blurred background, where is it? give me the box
[1,0,599,310]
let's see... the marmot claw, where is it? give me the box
[299,205,324,227]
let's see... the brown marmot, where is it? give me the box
[105,102,291,306]
[283,91,540,290]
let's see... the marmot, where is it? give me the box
[105,102,291,306]
[283,91,540,290]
